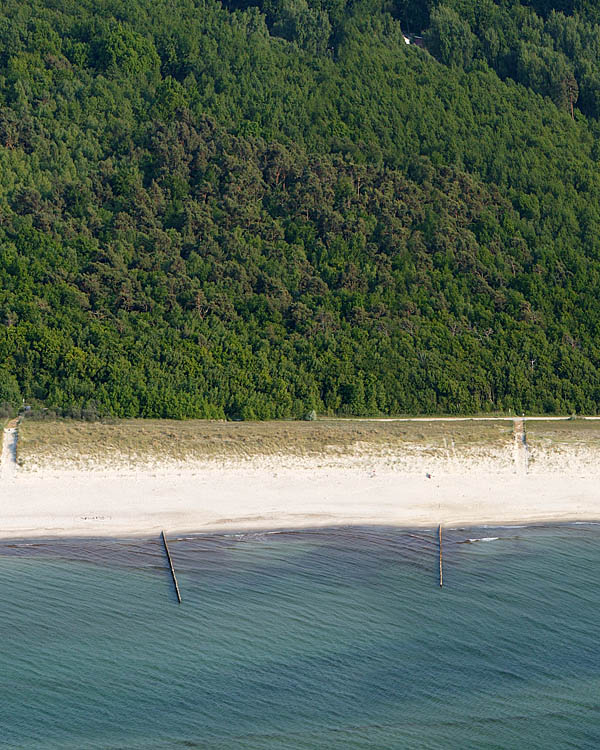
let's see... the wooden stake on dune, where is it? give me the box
[438,524,443,588]
[161,530,182,604]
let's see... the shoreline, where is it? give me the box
[1,519,599,546]
[2,460,600,540]
[4,417,600,541]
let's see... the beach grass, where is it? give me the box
[17,417,515,468]
[525,419,600,449]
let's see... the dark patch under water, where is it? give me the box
[0,524,599,749]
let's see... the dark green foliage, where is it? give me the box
[1,0,600,417]
[271,0,332,55]
[0,368,21,409]
[393,0,434,33]
[425,5,476,67]
[416,0,600,119]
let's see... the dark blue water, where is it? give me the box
[1,525,599,749]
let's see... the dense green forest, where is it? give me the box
[1,0,600,417]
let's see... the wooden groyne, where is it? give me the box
[161,530,182,604]
[438,524,443,588]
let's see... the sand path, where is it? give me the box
[1,420,18,481]
[513,418,528,475]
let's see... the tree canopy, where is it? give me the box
[1,0,600,417]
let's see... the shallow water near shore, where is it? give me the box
[1,524,599,749]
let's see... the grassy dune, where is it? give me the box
[17,418,515,468]
[525,420,600,449]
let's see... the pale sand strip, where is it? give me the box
[1,425,18,481]
[1,443,599,539]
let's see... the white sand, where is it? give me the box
[2,433,600,538]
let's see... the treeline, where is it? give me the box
[1,0,600,416]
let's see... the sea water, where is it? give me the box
[1,525,599,749]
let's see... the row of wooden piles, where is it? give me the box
[161,524,446,605]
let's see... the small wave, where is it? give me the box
[481,524,526,529]
[461,536,500,544]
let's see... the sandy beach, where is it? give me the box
[1,418,599,538]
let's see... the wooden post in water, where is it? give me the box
[161,530,182,604]
[438,524,443,588]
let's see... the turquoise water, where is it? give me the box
[1,525,600,749]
